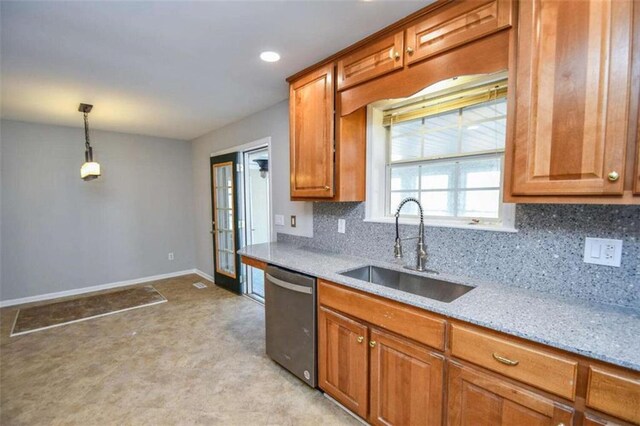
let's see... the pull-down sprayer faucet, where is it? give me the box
[394,197,428,272]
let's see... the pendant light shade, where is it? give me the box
[79,103,101,181]
[253,159,268,179]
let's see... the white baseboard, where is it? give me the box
[0,269,199,308]
[193,269,215,282]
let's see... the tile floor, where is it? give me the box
[0,274,358,425]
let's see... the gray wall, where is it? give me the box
[0,119,195,301]
[191,100,313,277]
[279,202,640,309]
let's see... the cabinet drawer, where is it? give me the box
[450,324,578,400]
[405,0,512,65]
[318,280,445,351]
[336,31,404,91]
[586,366,640,424]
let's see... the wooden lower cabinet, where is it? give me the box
[318,306,369,418]
[315,279,638,426]
[447,362,574,426]
[318,305,444,424]
[369,328,443,426]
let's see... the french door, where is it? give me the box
[210,152,242,294]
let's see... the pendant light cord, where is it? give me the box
[83,112,91,151]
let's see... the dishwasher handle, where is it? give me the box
[266,273,313,294]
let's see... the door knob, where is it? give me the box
[356,336,364,343]
[369,340,377,348]
[406,47,414,56]
[607,171,620,182]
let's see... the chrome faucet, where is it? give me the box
[394,197,428,272]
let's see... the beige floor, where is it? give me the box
[0,274,359,425]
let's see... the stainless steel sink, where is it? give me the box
[339,265,474,303]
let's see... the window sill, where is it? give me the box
[363,216,518,233]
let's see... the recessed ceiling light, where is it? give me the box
[260,51,280,62]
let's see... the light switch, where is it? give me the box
[275,215,285,226]
[584,237,622,267]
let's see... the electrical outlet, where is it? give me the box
[338,219,346,234]
[583,238,622,267]
[168,252,174,261]
[290,215,297,228]
[275,214,285,226]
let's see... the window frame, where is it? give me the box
[365,89,516,233]
[385,152,506,222]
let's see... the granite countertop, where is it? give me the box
[239,242,640,371]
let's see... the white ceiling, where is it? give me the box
[1,1,429,140]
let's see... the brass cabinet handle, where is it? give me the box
[324,185,330,190]
[369,340,377,348]
[492,353,519,366]
[356,336,364,343]
[406,46,414,55]
[393,51,401,60]
[608,171,620,182]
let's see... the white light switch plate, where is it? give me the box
[275,214,285,226]
[338,219,346,234]
[583,237,622,267]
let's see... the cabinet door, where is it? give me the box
[448,362,574,426]
[405,0,512,65]
[318,306,369,418]
[369,328,444,426]
[336,31,404,91]
[289,63,334,198]
[510,0,633,196]
[635,118,640,194]
[583,414,622,426]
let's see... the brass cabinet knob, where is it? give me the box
[369,340,377,348]
[406,46,414,55]
[324,185,330,190]
[356,336,364,343]
[608,171,620,182]
[394,51,401,60]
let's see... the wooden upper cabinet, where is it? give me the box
[405,0,512,65]
[336,31,404,91]
[289,63,335,198]
[509,0,633,196]
[448,362,574,426]
[369,328,444,426]
[318,306,369,419]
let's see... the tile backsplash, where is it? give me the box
[278,203,640,309]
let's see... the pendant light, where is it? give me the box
[253,159,268,178]
[79,103,101,181]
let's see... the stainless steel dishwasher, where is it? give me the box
[265,265,317,388]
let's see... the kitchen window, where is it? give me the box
[366,75,516,231]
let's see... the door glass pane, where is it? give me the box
[214,163,235,277]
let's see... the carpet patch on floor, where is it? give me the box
[11,285,167,336]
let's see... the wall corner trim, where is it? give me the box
[0,269,201,308]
